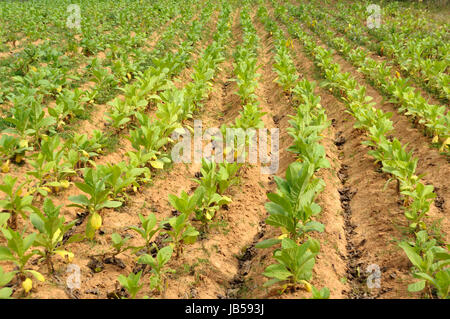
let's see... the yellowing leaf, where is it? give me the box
[1,160,10,173]
[41,187,52,193]
[55,250,74,263]
[22,278,32,293]
[277,233,288,240]
[300,280,312,292]
[150,160,164,169]
[439,138,449,152]
[52,229,62,245]
[90,212,102,230]
[60,180,70,189]
[19,139,28,148]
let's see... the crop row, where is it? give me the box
[317,0,449,102]
[0,0,221,298]
[252,4,330,299]
[290,1,449,152]
[275,0,449,299]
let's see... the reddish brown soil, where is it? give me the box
[0,2,447,300]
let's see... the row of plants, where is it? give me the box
[0,1,222,298]
[275,0,449,299]
[118,5,275,297]
[53,0,218,244]
[0,0,180,55]
[290,1,449,153]
[0,0,190,105]
[316,0,449,103]
[0,0,201,173]
[322,0,448,58]
[0,2,212,208]
[253,4,329,299]
[109,2,242,298]
[0,0,212,183]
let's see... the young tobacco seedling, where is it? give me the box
[127,114,170,170]
[162,213,199,258]
[138,245,175,294]
[310,285,330,299]
[27,135,75,196]
[193,160,232,225]
[128,213,161,254]
[68,168,122,239]
[0,175,37,229]
[110,233,130,257]
[0,135,31,164]
[257,237,320,291]
[98,162,149,203]
[217,162,241,194]
[399,240,449,299]
[264,162,325,240]
[30,198,78,272]
[402,182,436,231]
[117,270,144,299]
[0,228,45,285]
[168,189,203,216]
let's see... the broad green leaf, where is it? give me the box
[255,238,281,249]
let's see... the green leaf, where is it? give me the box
[408,280,426,292]
[101,200,122,209]
[65,233,84,244]
[25,270,45,282]
[68,195,90,206]
[263,263,292,281]
[0,213,10,228]
[74,182,94,195]
[399,242,423,268]
[0,287,13,299]
[255,238,281,249]
[157,245,173,267]
[30,213,45,234]
[138,254,156,267]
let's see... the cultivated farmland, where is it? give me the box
[0,0,448,299]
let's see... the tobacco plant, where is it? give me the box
[0,175,37,229]
[68,168,122,239]
[30,199,77,272]
[257,237,320,290]
[138,245,174,294]
[0,228,45,285]
[117,271,144,299]
[129,213,160,252]
[263,162,325,240]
